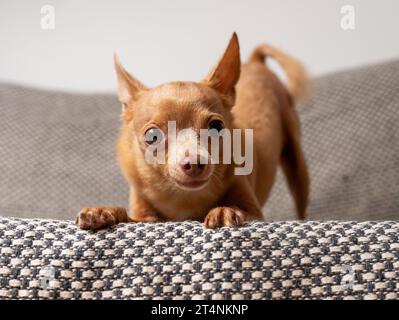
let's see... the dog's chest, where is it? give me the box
[149,193,213,222]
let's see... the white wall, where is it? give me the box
[1,0,399,93]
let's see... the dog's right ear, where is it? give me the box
[114,53,147,111]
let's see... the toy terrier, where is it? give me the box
[76,33,309,229]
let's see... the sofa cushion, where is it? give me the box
[0,60,399,221]
[0,217,397,300]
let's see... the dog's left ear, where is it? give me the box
[203,32,241,104]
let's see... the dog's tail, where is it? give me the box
[249,44,309,104]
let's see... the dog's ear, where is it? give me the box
[114,53,147,110]
[203,32,241,100]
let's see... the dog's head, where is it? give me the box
[115,33,240,192]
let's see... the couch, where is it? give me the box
[0,60,398,299]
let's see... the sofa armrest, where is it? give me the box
[0,217,397,299]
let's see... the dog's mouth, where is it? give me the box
[173,178,209,190]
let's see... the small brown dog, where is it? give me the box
[76,33,309,229]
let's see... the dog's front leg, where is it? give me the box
[128,187,162,223]
[76,189,161,230]
[204,177,263,228]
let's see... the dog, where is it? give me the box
[76,33,309,229]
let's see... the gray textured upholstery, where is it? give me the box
[1,60,399,221]
[0,86,128,219]
[0,217,398,300]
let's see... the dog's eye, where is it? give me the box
[208,119,224,137]
[144,127,164,145]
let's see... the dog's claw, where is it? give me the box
[204,206,245,228]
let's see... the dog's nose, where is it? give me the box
[180,162,206,177]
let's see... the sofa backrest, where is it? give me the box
[266,60,399,221]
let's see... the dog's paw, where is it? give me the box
[75,207,119,230]
[204,206,245,228]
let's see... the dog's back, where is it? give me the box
[234,45,310,219]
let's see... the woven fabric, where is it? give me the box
[1,60,399,221]
[0,217,398,300]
